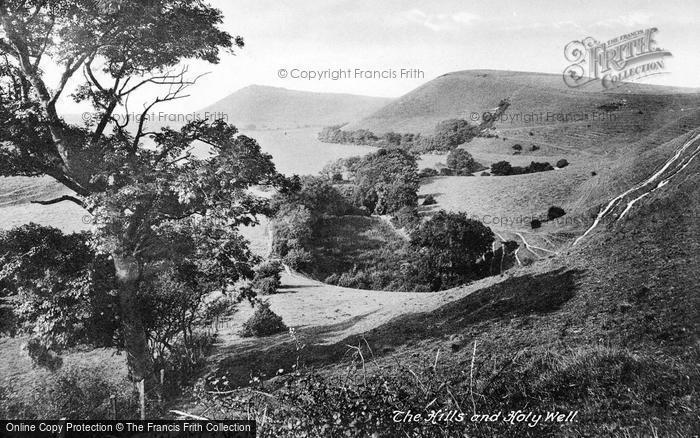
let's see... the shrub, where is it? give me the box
[481,172,490,176]
[240,301,287,337]
[591,171,597,176]
[255,260,281,279]
[491,161,513,176]
[254,277,279,295]
[418,167,439,178]
[283,248,313,271]
[0,365,135,420]
[422,194,437,206]
[439,167,454,176]
[556,159,569,168]
[391,206,422,231]
[512,144,522,151]
[547,206,566,221]
[531,145,540,151]
[408,211,494,291]
[446,148,483,175]
[156,331,216,386]
[527,161,553,172]
[531,219,542,229]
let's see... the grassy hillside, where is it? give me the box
[200,85,392,129]
[190,133,699,436]
[346,69,700,137]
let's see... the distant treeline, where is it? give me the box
[318,118,482,153]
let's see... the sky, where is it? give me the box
[56,0,700,113]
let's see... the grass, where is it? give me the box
[305,215,409,290]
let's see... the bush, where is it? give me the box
[0,365,135,420]
[531,219,542,229]
[408,210,494,291]
[547,206,566,221]
[446,148,483,175]
[556,159,569,168]
[240,301,287,337]
[156,331,216,386]
[256,260,282,277]
[422,194,437,206]
[531,145,540,151]
[491,161,513,176]
[481,172,490,176]
[254,277,279,295]
[283,248,312,271]
[439,167,454,176]
[512,144,522,151]
[418,167,439,178]
[391,206,422,231]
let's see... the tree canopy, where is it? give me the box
[0,0,277,383]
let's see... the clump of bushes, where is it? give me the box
[556,159,569,168]
[283,248,312,272]
[422,194,437,206]
[531,219,542,229]
[490,160,554,176]
[240,301,287,337]
[0,364,136,420]
[418,167,439,178]
[391,206,422,231]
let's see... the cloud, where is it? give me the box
[398,9,481,32]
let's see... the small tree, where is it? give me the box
[352,149,419,214]
[446,149,482,175]
[408,211,494,291]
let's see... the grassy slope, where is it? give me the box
[305,215,407,286]
[197,147,698,436]
[347,69,700,135]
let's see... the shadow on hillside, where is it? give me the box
[208,267,583,389]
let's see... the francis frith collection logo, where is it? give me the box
[563,27,672,89]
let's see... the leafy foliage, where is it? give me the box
[446,148,484,175]
[352,149,419,214]
[408,211,494,291]
[240,301,287,337]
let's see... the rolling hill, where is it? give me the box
[345,69,700,136]
[199,85,392,129]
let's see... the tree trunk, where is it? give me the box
[113,254,154,385]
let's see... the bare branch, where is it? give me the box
[31,195,86,209]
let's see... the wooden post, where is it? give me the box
[109,395,117,420]
[158,369,165,403]
[138,379,146,420]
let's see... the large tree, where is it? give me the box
[0,0,278,385]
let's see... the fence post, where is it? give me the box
[109,395,117,420]
[138,379,146,420]
[158,369,165,403]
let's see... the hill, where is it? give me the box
[199,85,392,129]
[346,69,700,135]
